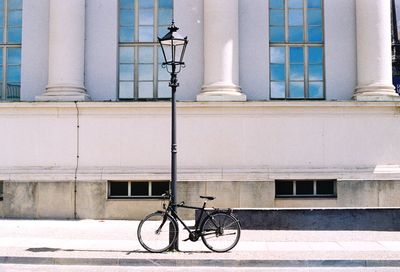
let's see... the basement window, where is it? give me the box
[275,179,336,198]
[108,181,169,199]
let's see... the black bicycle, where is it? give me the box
[137,192,241,253]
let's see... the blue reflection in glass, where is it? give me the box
[159,9,173,25]
[139,26,154,41]
[8,10,21,26]
[309,64,323,80]
[7,66,20,82]
[120,0,134,10]
[308,9,322,25]
[9,0,22,10]
[8,27,21,43]
[269,27,285,42]
[308,26,323,42]
[269,0,284,9]
[158,66,170,80]
[271,64,285,81]
[289,27,304,42]
[120,10,134,26]
[139,8,154,25]
[271,82,286,99]
[139,82,154,98]
[0,67,2,80]
[158,81,171,98]
[270,10,284,26]
[119,47,134,63]
[289,82,304,98]
[139,0,154,9]
[139,46,153,63]
[290,64,304,80]
[289,0,303,8]
[0,0,4,10]
[139,64,153,80]
[270,47,285,63]
[119,64,134,80]
[308,47,323,64]
[7,48,20,65]
[119,82,134,99]
[309,82,324,98]
[159,0,173,9]
[158,27,169,39]
[289,10,303,26]
[290,47,303,63]
[119,27,134,42]
[308,0,322,8]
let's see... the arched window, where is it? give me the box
[269,0,324,99]
[118,0,173,100]
[0,0,22,101]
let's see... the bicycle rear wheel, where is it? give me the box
[137,211,178,253]
[200,212,241,252]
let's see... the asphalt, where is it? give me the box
[1,219,400,268]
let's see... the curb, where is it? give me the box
[1,257,400,267]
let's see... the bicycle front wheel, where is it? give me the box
[200,212,241,252]
[137,211,178,253]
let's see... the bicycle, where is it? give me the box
[137,192,241,253]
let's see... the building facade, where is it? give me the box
[0,0,400,219]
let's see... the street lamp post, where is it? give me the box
[158,22,188,251]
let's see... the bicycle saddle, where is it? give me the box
[200,195,215,200]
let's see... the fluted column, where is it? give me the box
[197,0,246,102]
[36,0,89,101]
[354,0,399,101]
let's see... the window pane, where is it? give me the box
[139,46,153,63]
[139,0,154,8]
[110,182,129,196]
[7,27,21,43]
[308,47,323,64]
[270,10,285,26]
[290,64,304,80]
[288,9,303,26]
[308,0,322,8]
[271,81,286,98]
[119,27,134,42]
[309,64,323,80]
[159,9,173,26]
[289,0,303,8]
[7,10,21,26]
[7,66,20,82]
[289,47,304,63]
[119,82,134,99]
[271,64,285,81]
[159,0,173,9]
[270,47,285,63]
[308,9,322,25]
[296,181,314,195]
[288,26,304,42]
[138,82,154,98]
[276,181,293,195]
[158,66,170,80]
[119,47,134,63]
[151,181,169,196]
[269,0,284,9]
[289,82,304,98]
[139,8,154,25]
[120,10,134,26]
[139,64,153,80]
[309,82,324,98]
[119,64,134,80]
[9,0,23,10]
[139,26,154,41]
[7,48,20,65]
[120,0,134,10]
[317,180,335,195]
[269,27,285,42]
[308,26,323,42]
[131,182,149,196]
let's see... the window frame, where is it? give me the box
[118,0,173,101]
[275,179,337,198]
[269,0,325,100]
[108,180,170,199]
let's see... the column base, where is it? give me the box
[36,85,90,102]
[353,83,400,101]
[197,83,246,102]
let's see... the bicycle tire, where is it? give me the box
[200,212,241,252]
[137,211,178,253]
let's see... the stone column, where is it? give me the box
[197,0,246,102]
[36,0,89,101]
[354,0,399,101]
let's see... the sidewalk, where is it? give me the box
[1,219,400,268]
